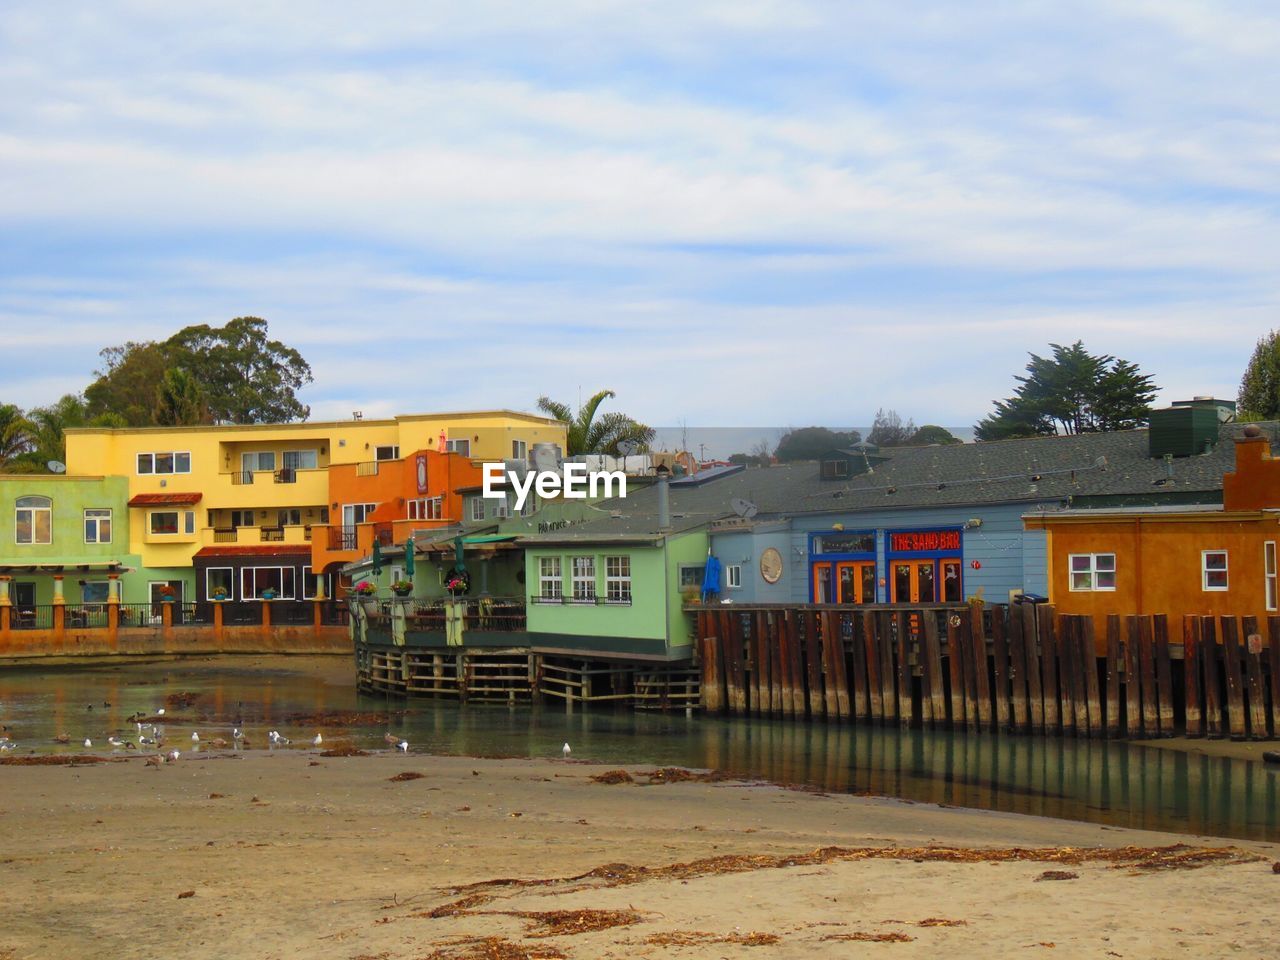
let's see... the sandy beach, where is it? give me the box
[1,750,1276,960]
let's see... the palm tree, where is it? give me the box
[536,390,655,456]
[0,404,35,470]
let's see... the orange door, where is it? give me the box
[891,560,938,602]
[836,561,877,604]
[812,562,834,603]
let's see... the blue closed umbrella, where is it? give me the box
[701,555,722,602]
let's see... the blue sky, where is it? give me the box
[2,1,1278,430]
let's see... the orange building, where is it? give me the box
[311,449,483,582]
[1026,428,1280,641]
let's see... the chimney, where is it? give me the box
[655,464,671,531]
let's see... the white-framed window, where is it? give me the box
[1266,542,1277,612]
[283,449,319,470]
[469,497,485,522]
[302,566,327,600]
[375,444,399,461]
[571,556,596,602]
[407,497,443,521]
[494,495,510,519]
[512,439,528,461]
[81,581,109,604]
[538,556,562,600]
[84,508,112,544]
[15,495,52,544]
[605,555,631,603]
[520,494,537,517]
[184,510,195,535]
[149,511,179,535]
[1202,550,1228,591]
[447,438,471,456]
[240,566,296,600]
[137,451,191,474]
[727,564,742,589]
[1068,553,1116,592]
[206,567,234,600]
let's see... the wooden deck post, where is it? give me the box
[1182,615,1202,737]
[1200,616,1222,739]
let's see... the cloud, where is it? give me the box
[0,1,1277,426]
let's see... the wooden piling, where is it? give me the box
[831,614,851,721]
[1081,618,1103,738]
[786,611,807,718]
[970,606,992,732]
[1103,615,1122,738]
[802,611,824,720]
[959,612,979,732]
[1058,615,1077,737]
[769,611,785,718]
[891,612,909,728]
[848,610,869,720]
[1270,617,1280,738]
[746,612,762,715]
[1241,615,1268,740]
[1066,616,1088,736]
[698,611,723,713]
[1007,604,1029,735]
[1153,615,1175,737]
[1137,616,1158,736]
[725,611,747,715]
[876,612,896,724]
[1200,616,1222,739]
[1219,616,1247,741]
[1040,606,1061,734]
[923,612,947,728]
[820,612,841,720]
[1021,602,1044,735]
[1182,615,1202,737]
[947,609,967,728]
[990,607,1011,732]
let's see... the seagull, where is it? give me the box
[396,740,408,752]
[232,728,243,741]
[167,749,180,762]
[140,735,157,746]
[312,734,323,747]
[83,738,92,748]
[0,742,14,752]
[157,708,166,716]
[108,736,125,748]
[562,742,571,758]
[191,732,200,743]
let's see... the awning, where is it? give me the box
[128,492,203,506]
[194,545,311,558]
[0,561,131,573]
[460,534,520,544]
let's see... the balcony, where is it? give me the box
[215,467,328,507]
[203,525,313,547]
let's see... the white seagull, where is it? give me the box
[167,749,180,762]
[83,738,92,748]
[396,740,408,752]
[232,728,243,741]
[312,733,323,747]
[157,708,166,716]
[191,732,200,742]
[562,742,571,758]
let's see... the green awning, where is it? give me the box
[459,534,520,544]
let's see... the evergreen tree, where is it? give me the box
[867,408,915,447]
[1238,330,1280,420]
[773,427,861,462]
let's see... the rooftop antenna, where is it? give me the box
[47,460,66,474]
[730,497,759,520]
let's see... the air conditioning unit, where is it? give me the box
[531,443,563,472]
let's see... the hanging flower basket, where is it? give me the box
[444,569,471,596]
[390,579,414,597]
[353,580,377,597]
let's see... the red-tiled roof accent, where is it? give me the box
[128,492,203,506]
[194,545,312,558]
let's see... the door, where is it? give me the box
[341,503,375,550]
[812,562,834,603]
[241,451,276,482]
[836,561,876,604]
[940,559,963,602]
[13,582,35,612]
[891,560,939,603]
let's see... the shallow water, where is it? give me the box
[1,655,1276,842]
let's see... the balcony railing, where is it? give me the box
[356,461,379,477]
[213,528,238,543]
[274,468,296,484]
[64,604,110,629]
[260,526,284,542]
[230,470,255,485]
[328,526,358,550]
[10,605,54,630]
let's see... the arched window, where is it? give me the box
[16,495,52,544]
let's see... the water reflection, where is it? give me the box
[0,657,1275,841]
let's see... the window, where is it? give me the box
[184,510,195,535]
[83,508,112,544]
[407,497,442,521]
[277,509,302,527]
[375,445,400,461]
[149,511,179,535]
[283,449,319,470]
[342,503,376,529]
[538,556,562,600]
[469,498,485,522]
[240,566,296,600]
[512,439,528,461]
[820,459,849,480]
[206,567,234,600]
[137,451,191,474]
[814,532,876,554]
[1069,553,1116,592]
[571,556,596,601]
[520,495,537,517]
[1202,550,1228,591]
[229,509,255,528]
[15,496,52,544]
[494,495,510,519]
[81,581,110,604]
[678,565,703,589]
[302,566,327,600]
[605,556,632,603]
[1267,542,1277,612]
[727,564,742,589]
[447,438,471,456]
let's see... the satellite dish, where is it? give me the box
[731,498,759,519]
[617,439,640,457]
[47,461,66,474]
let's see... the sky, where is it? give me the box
[2,1,1278,433]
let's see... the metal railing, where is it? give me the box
[10,605,54,630]
[213,527,238,543]
[274,468,296,484]
[463,597,527,632]
[118,602,163,627]
[230,469,255,485]
[356,461,380,477]
[174,601,206,625]
[328,526,358,550]
[373,523,394,546]
[260,526,284,542]
[63,604,110,629]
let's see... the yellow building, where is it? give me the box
[63,411,567,605]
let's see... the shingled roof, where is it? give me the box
[518,422,1272,545]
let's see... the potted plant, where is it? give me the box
[353,580,380,614]
[157,584,177,603]
[211,586,229,601]
[261,587,277,601]
[390,579,414,597]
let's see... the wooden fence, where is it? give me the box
[694,604,1280,741]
